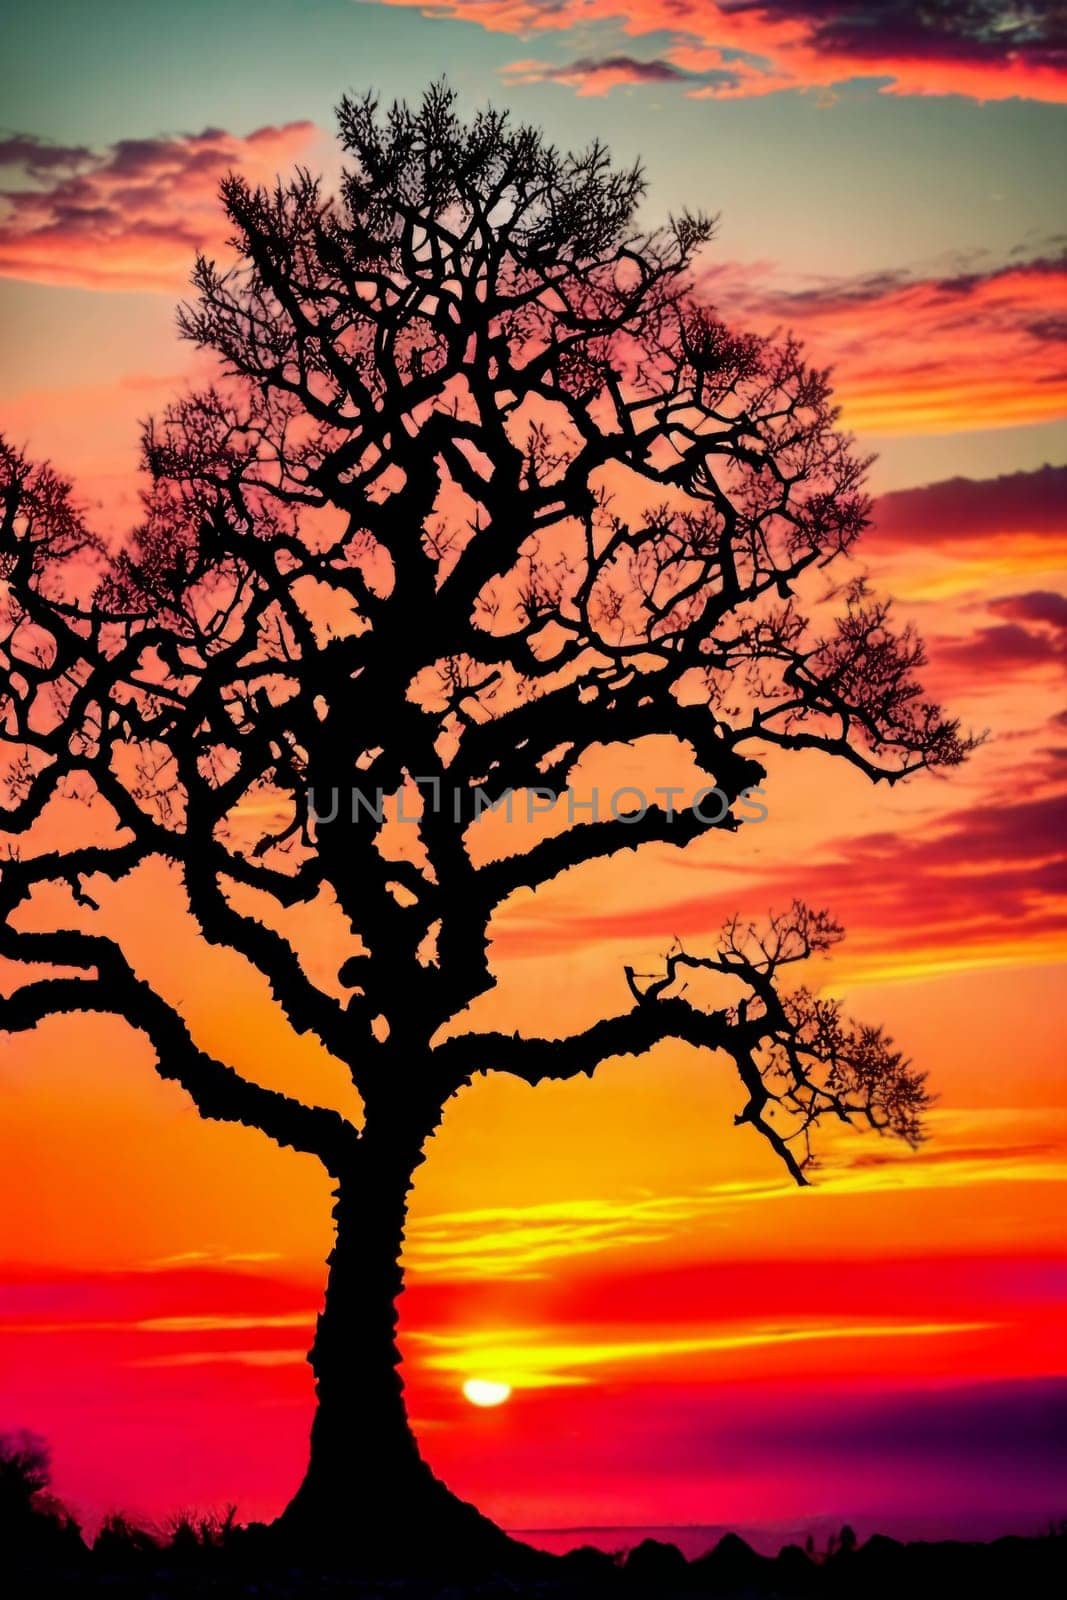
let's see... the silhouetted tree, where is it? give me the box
[0,1432,83,1567]
[90,1513,160,1570]
[0,86,974,1559]
[0,1433,51,1512]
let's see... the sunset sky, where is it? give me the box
[1,0,1065,1550]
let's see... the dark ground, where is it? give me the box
[7,1526,1067,1598]
[4,1441,1064,1597]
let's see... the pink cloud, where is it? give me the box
[380,1,1067,103]
[935,589,1067,674]
[0,123,321,292]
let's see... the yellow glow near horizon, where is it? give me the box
[429,1319,1001,1393]
[462,1378,513,1408]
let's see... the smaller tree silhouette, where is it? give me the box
[0,1434,50,1507]
[0,86,973,1559]
[0,1432,83,1567]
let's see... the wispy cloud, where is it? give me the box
[703,253,1067,435]
[492,754,1067,985]
[0,1311,311,1336]
[502,48,784,98]
[141,1249,283,1270]
[406,1193,709,1279]
[408,1316,998,1389]
[130,1348,305,1368]
[404,1111,1067,1279]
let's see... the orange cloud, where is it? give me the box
[0,123,321,292]
[378,1,1067,103]
[490,747,1067,984]
[702,253,1067,434]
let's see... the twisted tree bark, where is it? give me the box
[278,1114,522,1566]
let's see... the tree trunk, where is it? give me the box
[276,1116,526,1571]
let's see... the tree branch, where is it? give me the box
[0,927,359,1174]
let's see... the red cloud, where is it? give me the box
[382,1,1067,103]
[0,123,321,292]
[702,254,1067,434]
[936,588,1067,673]
[995,589,1067,629]
[872,466,1067,547]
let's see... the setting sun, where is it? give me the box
[462,1379,513,1409]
